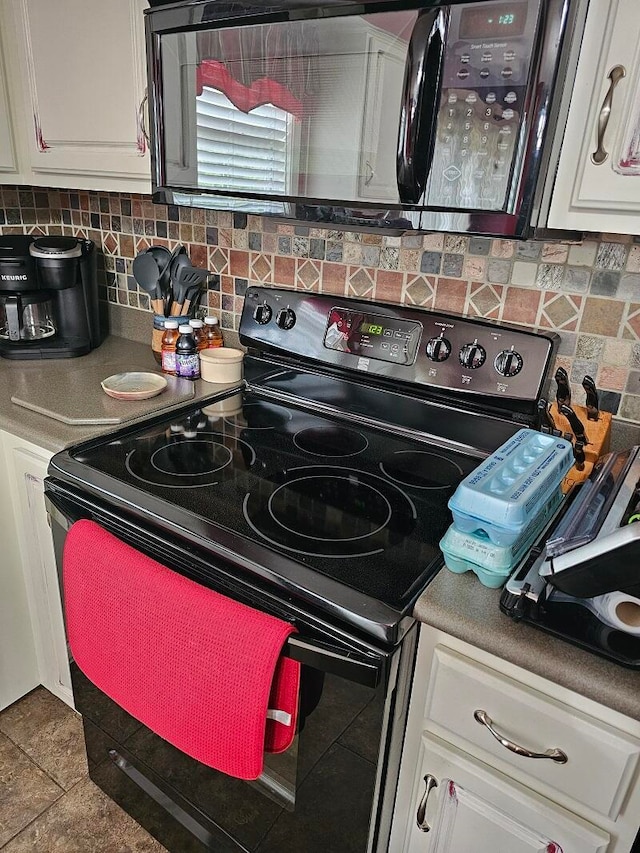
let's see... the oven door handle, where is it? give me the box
[397,7,448,205]
[284,635,381,688]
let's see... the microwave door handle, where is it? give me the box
[397,8,447,205]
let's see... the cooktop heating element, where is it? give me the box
[48,287,559,645]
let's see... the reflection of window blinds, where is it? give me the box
[196,87,290,196]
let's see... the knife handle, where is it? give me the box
[573,440,586,471]
[554,367,571,408]
[560,405,587,444]
[581,375,599,420]
[537,398,556,434]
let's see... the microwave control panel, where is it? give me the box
[425,0,541,212]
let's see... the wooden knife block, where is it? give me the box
[549,403,612,492]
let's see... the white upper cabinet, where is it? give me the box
[0,25,19,177]
[5,0,151,193]
[548,0,640,234]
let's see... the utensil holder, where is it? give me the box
[152,313,165,365]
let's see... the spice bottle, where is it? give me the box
[189,318,207,351]
[160,319,180,375]
[203,315,224,348]
[175,324,201,380]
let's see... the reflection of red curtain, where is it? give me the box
[196,60,304,120]
[196,22,318,119]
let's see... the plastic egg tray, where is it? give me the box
[440,488,563,588]
[448,429,573,546]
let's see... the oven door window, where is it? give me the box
[158,12,416,207]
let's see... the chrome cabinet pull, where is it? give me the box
[364,160,375,186]
[139,89,150,146]
[474,710,568,764]
[416,774,438,832]
[591,65,626,165]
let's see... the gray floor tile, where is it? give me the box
[1,776,167,853]
[0,688,87,791]
[0,732,63,847]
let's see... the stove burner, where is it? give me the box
[269,475,391,541]
[293,426,368,458]
[126,432,256,488]
[380,451,464,490]
[244,466,417,557]
[151,441,232,477]
[225,401,292,430]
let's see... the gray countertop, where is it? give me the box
[414,570,640,722]
[0,335,241,452]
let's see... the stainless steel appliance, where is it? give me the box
[45,287,559,852]
[502,446,640,668]
[0,235,102,359]
[145,0,588,237]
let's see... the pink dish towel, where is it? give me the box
[63,519,300,780]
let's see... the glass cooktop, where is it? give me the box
[70,390,481,612]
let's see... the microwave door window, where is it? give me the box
[159,13,417,207]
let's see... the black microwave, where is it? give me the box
[144,0,587,237]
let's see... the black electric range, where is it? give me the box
[47,286,560,647]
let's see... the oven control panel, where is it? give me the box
[240,287,557,404]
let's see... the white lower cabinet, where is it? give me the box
[405,735,609,853]
[2,432,73,709]
[0,433,38,711]
[391,625,640,853]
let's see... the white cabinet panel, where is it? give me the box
[0,434,38,711]
[0,34,18,175]
[548,0,640,234]
[8,0,150,192]
[404,735,610,853]
[3,434,73,708]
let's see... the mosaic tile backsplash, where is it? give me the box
[2,185,640,426]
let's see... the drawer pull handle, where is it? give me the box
[591,65,626,165]
[416,774,438,832]
[474,710,568,764]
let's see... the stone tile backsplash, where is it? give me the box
[2,185,640,426]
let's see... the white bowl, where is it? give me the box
[200,347,244,384]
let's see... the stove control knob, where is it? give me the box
[253,301,273,325]
[459,339,486,369]
[494,347,523,377]
[425,335,452,362]
[276,306,296,330]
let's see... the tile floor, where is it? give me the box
[0,687,166,852]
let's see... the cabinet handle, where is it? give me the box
[364,160,375,186]
[139,89,150,146]
[474,710,568,763]
[416,773,438,832]
[591,65,626,165]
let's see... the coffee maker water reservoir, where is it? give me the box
[0,235,102,359]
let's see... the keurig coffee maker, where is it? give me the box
[0,234,102,359]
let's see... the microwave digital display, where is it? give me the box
[459,2,528,39]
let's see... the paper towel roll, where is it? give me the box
[589,591,640,636]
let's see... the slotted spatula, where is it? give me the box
[170,265,210,315]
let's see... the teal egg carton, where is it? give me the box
[447,429,573,547]
[440,488,564,588]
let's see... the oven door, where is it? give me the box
[45,479,417,853]
[146,0,578,236]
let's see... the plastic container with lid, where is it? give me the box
[447,428,573,546]
[203,315,224,348]
[440,487,563,588]
[175,324,200,379]
[161,319,180,375]
[189,318,207,351]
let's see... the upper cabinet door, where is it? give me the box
[0,31,19,176]
[547,0,640,234]
[9,0,151,192]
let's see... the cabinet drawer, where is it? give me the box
[424,647,640,820]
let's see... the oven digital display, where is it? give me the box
[459,2,527,38]
[324,308,421,365]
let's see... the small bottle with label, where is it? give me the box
[203,315,224,348]
[175,324,201,380]
[160,319,180,375]
[189,318,207,351]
